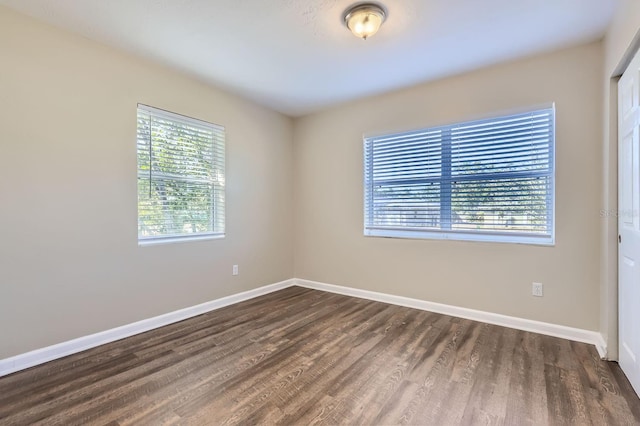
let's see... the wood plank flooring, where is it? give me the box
[0,286,639,425]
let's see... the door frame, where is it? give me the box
[608,31,640,361]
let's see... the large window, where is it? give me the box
[364,106,555,245]
[137,104,225,244]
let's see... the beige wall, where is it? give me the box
[0,3,624,361]
[0,7,294,359]
[294,42,603,331]
[600,0,640,359]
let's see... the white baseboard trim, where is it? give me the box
[0,279,295,377]
[0,277,608,377]
[595,334,608,359]
[295,278,606,353]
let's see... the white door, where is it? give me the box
[619,48,640,396]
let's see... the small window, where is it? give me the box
[137,104,225,244]
[364,106,555,245]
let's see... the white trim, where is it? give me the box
[0,277,608,377]
[0,279,295,377]
[364,229,554,246]
[362,102,556,140]
[595,333,608,359]
[295,278,606,353]
[137,103,225,131]
[138,233,225,246]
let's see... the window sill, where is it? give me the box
[364,228,554,246]
[138,233,225,247]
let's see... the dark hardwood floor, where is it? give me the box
[0,286,639,425]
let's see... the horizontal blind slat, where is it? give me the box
[364,107,554,242]
[137,105,225,240]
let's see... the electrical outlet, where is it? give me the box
[532,282,543,297]
[232,265,239,276]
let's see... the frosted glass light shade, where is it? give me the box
[344,4,386,40]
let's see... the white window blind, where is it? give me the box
[137,104,225,243]
[364,106,555,244]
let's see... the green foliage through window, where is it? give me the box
[364,107,554,244]
[137,105,225,241]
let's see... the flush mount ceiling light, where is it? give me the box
[343,3,387,40]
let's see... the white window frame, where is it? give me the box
[363,106,555,246]
[137,104,225,245]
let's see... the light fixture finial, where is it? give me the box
[343,3,387,40]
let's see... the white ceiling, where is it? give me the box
[1,0,617,116]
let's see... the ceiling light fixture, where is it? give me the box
[343,3,387,40]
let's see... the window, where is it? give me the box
[137,104,225,244]
[364,106,555,245]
